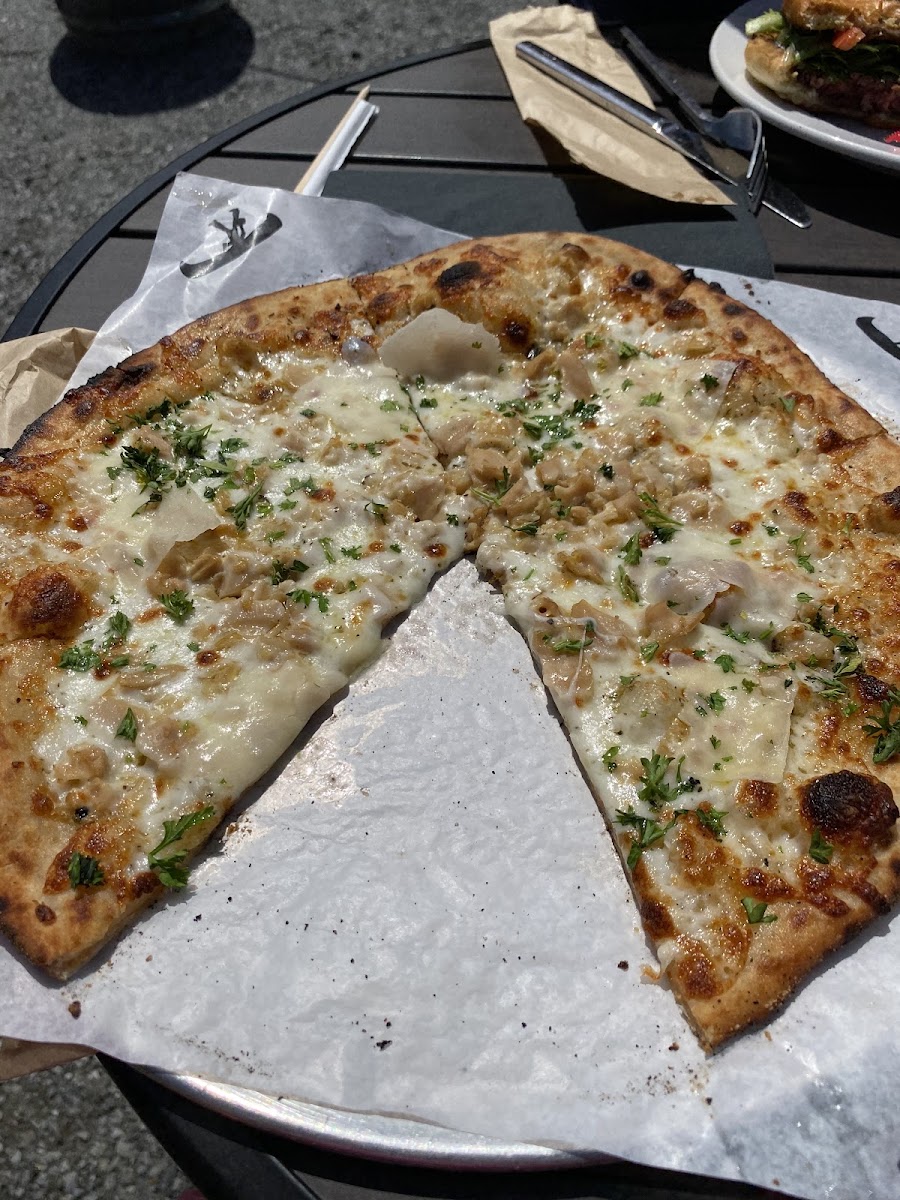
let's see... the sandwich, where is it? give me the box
[744,0,900,127]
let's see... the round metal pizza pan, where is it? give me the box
[142,1066,611,1170]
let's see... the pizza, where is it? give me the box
[2,233,900,1052]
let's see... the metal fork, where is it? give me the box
[516,41,766,212]
[618,27,809,228]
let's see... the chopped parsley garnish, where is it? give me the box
[380,398,402,411]
[68,852,104,889]
[58,641,102,673]
[171,422,211,459]
[707,691,726,713]
[103,612,131,647]
[742,897,777,924]
[218,437,248,458]
[115,708,138,742]
[639,641,659,663]
[319,537,336,563]
[723,624,751,644]
[701,373,719,391]
[472,467,512,507]
[809,828,835,864]
[158,590,194,624]
[618,341,641,359]
[797,592,812,604]
[637,752,699,810]
[270,558,308,584]
[696,806,727,840]
[863,689,900,764]
[600,463,614,480]
[781,395,796,413]
[147,805,215,890]
[570,398,601,422]
[512,521,539,535]
[741,678,758,693]
[187,642,200,653]
[788,533,814,573]
[365,500,389,522]
[543,622,595,655]
[584,332,602,349]
[341,546,363,560]
[619,534,642,566]
[764,524,780,537]
[616,809,683,869]
[714,654,735,673]
[389,543,402,553]
[639,392,663,407]
[638,492,682,542]
[615,566,639,604]
[228,483,263,529]
[602,745,619,772]
[447,513,460,526]
[522,414,574,442]
[289,589,330,613]
[265,530,286,544]
[419,397,438,409]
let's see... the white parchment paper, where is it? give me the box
[4,173,900,1199]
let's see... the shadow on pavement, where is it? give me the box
[49,8,254,114]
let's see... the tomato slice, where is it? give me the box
[832,26,866,50]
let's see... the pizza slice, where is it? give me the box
[356,235,900,1048]
[0,281,466,979]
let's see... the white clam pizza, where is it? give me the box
[3,234,900,1050]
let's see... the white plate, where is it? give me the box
[710,0,900,172]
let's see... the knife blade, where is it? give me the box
[617,27,812,229]
[515,41,752,203]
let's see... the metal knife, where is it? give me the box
[617,27,811,229]
[515,41,799,225]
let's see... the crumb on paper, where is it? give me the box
[617,959,629,970]
[68,1001,81,1019]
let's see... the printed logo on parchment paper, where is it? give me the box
[179,208,282,279]
[856,317,900,363]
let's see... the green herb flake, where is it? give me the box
[619,533,642,566]
[365,500,389,522]
[419,397,438,409]
[863,689,900,764]
[714,654,736,674]
[103,611,132,648]
[707,691,726,713]
[158,590,195,624]
[319,536,336,563]
[270,558,308,585]
[809,828,835,864]
[147,805,215,890]
[639,492,682,543]
[742,897,777,924]
[639,641,659,663]
[788,533,815,573]
[543,622,595,655]
[640,392,663,407]
[637,752,699,810]
[447,513,460,527]
[289,589,330,613]
[115,708,138,742]
[701,373,719,391]
[696,806,727,841]
[616,808,683,869]
[58,641,101,673]
[341,546,363,560]
[68,852,104,889]
[616,565,640,604]
[618,341,641,360]
[472,467,512,507]
[389,543,402,553]
[602,745,620,773]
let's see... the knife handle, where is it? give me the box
[515,41,669,147]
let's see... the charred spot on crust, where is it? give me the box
[731,328,748,343]
[663,297,699,321]
[131,871,160,899]
[640,898,677,939]
[723,302,745,316]
[630,269,653,290]
[783,490,815,524]
[35,903,56,924]
[436,260,483,292]
[856,673,894,705]
[8,567,90,639]
[502,318,531,347]
[672,940,718,999]
[736,779,779,818]
[816,426,852,454]
[800,771,898,843]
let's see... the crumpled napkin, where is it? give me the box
[490,5,730,205]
